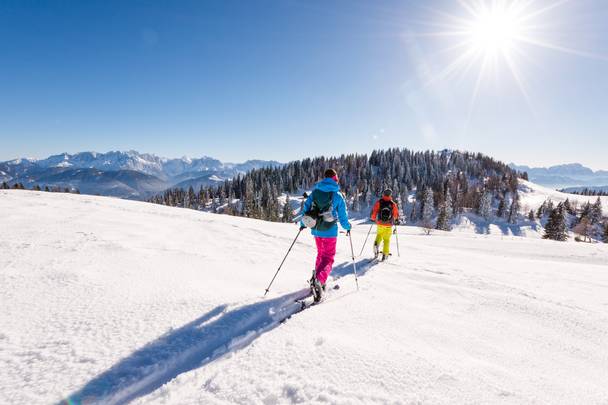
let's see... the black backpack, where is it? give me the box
[379,199,394,223]
[305,190,336,231]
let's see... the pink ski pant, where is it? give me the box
[314,236,337,285]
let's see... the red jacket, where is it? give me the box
[371,196,399,227]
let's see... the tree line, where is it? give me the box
[1,181,80,194]
[537,196,607,242]
[559,188,608,197]
[148,148,525,231]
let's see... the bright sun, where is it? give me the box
[416,0,605,118]
[468,6,523,54]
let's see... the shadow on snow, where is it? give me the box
[61,258,376,405]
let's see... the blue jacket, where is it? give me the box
[300,178,351,237]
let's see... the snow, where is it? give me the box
[519,179,608,210]
[208,175,224,182]
[1,190,608,404]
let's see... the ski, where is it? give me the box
[295,284,340,309]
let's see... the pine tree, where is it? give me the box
[410,200,418,221]
[435,201,450,231]
[536,201,546,219]
[579,202,592,224]
[400,188,409,220]
[508,194,519,224]
[282,196,294,223]
[444,191,453,222]
[497,197,506,218]
[188,186,196,209]
[422,188,434,226]
[590,197,602,224]
[543,203,568,241]
[528,210,535,221]
[604,222,608,243]
[563,199,575,216]
[1,181,9,189]
[478,191,492,220]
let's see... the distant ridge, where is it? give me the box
[0,151,281,199]
[509,162,608,189]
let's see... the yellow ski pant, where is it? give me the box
[374,225,392,255]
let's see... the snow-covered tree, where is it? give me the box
[563,198,575,216]
[590,197,603,224]
[508,194,520,224]
[435,201,450,231]
[497,197,506,218]
[444,191,453,221]
[422,188,434,226]
[478,191,492,220]
[543,203,568,241]
[536,201,546,219]
[410,200,418,222]
[282,196,294,223]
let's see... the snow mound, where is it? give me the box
[1,190,607,404]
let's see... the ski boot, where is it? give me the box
[309,272,324,303]
[373,243,379,260]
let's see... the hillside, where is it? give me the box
[519,179,608,209]
[1,190,608,404]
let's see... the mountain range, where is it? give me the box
[509,163,608,190]
[0,151,280,199]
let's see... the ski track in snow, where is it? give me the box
[60,258,376,405]
[1,190,608,405]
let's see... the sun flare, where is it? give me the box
[467,5,523,54]
[413,0,607,119]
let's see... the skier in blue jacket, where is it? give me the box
[300,169,351,302]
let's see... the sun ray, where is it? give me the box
[409,0,608,122]
[515,36,608,61]
[465,51,491,132]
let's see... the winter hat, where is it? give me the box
[382,188,392,197]
[324,168,339,183]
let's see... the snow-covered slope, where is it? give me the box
[519,179,608,210]
[1,190,608,404]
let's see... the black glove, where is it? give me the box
[299,225,306,231]
[394,219,400,225]
[346,229,351,236]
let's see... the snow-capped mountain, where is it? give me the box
[510,162,608,189]
[0,151,281,199]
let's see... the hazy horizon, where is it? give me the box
[2,147,607,173]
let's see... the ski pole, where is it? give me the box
[358,223,374,257]
[393,224,401,257]
[347,231,360,291]
[264,228,303,297]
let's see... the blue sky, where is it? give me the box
[1,0,607,169]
